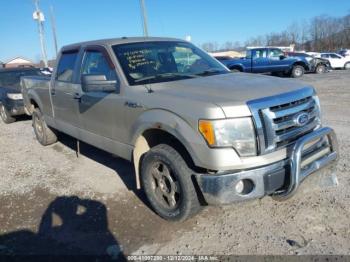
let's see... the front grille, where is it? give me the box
[248,87,321,154]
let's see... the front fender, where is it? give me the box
[130,109,205,165]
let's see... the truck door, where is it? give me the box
[77,46,127,144]
[251,49,269,73]
[267,48,290,72]
[51,49,82,138]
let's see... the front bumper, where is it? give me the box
[195,127,338,205]
[2,98,25,116]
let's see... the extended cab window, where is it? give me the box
[252,50,267,59]
[56,51,78,82]
[81,50,117,81]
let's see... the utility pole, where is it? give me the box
[49,5,58,57]
[140,0,149,37]
[33,0,48,67]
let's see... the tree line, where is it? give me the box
[201,12,350,52]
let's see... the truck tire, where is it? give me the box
[0,104,16,124]
[316,64,326,74]
[344,62,350,70]
[32,108,57,146]
[291,65,304,78]
[141,144,201,221]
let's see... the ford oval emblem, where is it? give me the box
[294,112,309,126]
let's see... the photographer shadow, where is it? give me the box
[0,196,125,261]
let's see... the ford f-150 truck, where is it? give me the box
[218,48,310,78]
[22,37,338,221]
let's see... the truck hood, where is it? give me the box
[149,73,313,117]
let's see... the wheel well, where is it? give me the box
[140,129,207,205]
[142,129,198,171]
[229,65,243,71]
[293,62,308,70]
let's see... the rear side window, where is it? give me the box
[56,51,79,82]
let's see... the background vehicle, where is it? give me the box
[286,52,330,74]
[22,37,338,221]
[217,48,310,78]
[319,52,350,69]
[0,67,47,123]
[338,49,350,58]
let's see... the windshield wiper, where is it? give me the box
[134,72,198,83]
[195,68,227,76]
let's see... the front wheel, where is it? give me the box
[344,62,350,70]
[32,108,57,146]
[141,144,201,221]
[0,104,16,124]
[316,64,326,74]
[290,65,305,78]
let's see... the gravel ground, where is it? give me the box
[0,70,349,259]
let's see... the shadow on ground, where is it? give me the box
[56,132,150,207]
[0,196,125,261]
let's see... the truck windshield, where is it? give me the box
[112,41,229,85]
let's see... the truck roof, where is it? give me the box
[62,36,186,51]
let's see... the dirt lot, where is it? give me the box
[0,70,349,259]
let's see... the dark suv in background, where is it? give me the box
[286,52,330,74]
[0,67,49,123]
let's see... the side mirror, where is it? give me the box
[82,75,117,93]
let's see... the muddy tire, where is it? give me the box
[32,108,57,146]
[316,64,326,74]
[141,144,201,221]
[0,104,16,124]
[291,65,305,78]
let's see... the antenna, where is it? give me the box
[33,0,48,67]
[49,5,58,57]
[140,0,149,37]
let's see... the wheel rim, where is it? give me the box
[317,66,325,73]
[150,161,180,210]
[295,68,302,76]
[0,105,7,121]
[34,114,44,139]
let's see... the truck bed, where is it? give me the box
[21,76,52,116]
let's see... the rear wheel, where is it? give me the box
[291,65,304,78]
[344,62,350,70]
[32,108,57,146]
[0,104,16,124]
[141,144,201,221]
[316,64,326,74]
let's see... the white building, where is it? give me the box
[4,57,34,68]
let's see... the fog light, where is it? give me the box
[235,180,244,194]
[235,179,255,195]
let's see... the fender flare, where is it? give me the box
[131,109,204,189]
[27,91,44,114]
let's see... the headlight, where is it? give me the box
[199,118,257,156]
[7,93,23,100]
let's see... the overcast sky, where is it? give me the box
[0,0,349,62]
